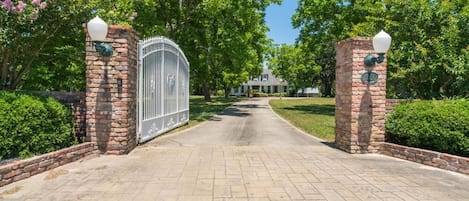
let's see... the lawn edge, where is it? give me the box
[267,98,329,143]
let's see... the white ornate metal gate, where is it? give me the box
[137,37,189,143]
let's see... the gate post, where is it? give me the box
[334,37,387,153]
[85,25,139,154]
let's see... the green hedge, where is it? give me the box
[386,99,469,157]
[0,91,76,160]
[250,90,269,97]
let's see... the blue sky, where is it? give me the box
[265,1,300,45]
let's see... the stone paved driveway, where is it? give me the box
[1,98,469,201]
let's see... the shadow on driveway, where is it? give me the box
[283,104,335,116]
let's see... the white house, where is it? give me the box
[231,69,289,96]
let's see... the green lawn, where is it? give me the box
[189,96,242,123]
[169,96,242,133]
[269,98,336,141]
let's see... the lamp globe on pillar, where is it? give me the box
[364,30,392,67]
[87,16,113,57]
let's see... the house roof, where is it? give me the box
[242,69,288,86]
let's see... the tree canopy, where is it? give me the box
[293,0,469,99]
[1,0,280,101]
[1,0,94,91]
[3,0,467,99]
[267,44,320,94]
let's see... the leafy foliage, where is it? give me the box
[352,0,469,99]
[292,0,362,97]
[0,91,75,160]
[293,0,469,99]
[267,44,321,95]
[386,99,469,156]
[174,0,279,101]
[2,0,280,98]
[93,0,279,101]
[1,1,94,91]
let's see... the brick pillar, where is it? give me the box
[334,37,386,153]
[85,25,139,154]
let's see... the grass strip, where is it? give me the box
[269,98,336,141]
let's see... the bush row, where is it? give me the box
[0,91,76,160]
[386,99,469,157]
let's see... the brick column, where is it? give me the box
[334,37,386,153]
[85,25,139,154]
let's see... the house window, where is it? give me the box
[261,74,268,81]
[273,86,278,93]
[241,86,245,93]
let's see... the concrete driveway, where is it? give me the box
[1,98,469,201]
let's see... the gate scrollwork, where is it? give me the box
[167,74,176,94]
[137,36,190,143]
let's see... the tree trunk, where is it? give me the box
[203,81,211,102]
[322,81,333,97]
[224,86,230,98]
[1,51,11,90]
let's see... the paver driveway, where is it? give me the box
[1,98,469,201]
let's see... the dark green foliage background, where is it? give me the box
[0,91,76,160]
[386,99,469,157]
[293,0,469,99]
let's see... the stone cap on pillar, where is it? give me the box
[335,37,372,51]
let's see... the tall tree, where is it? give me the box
[173,0,279,101]
[1,0,280,98]
[351,0,469,98]
[292,0,364,97]
[99,0,278,101]
[293,0,469,99]
[267,44,319,94]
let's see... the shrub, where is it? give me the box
[269,93,283,97]
[0,91,76,160]
[250,90,269,97]
[386,99,469,157]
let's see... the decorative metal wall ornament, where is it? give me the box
[361,71,379,85]
[361,30,391,85]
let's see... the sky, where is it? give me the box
[265,1,300,45]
